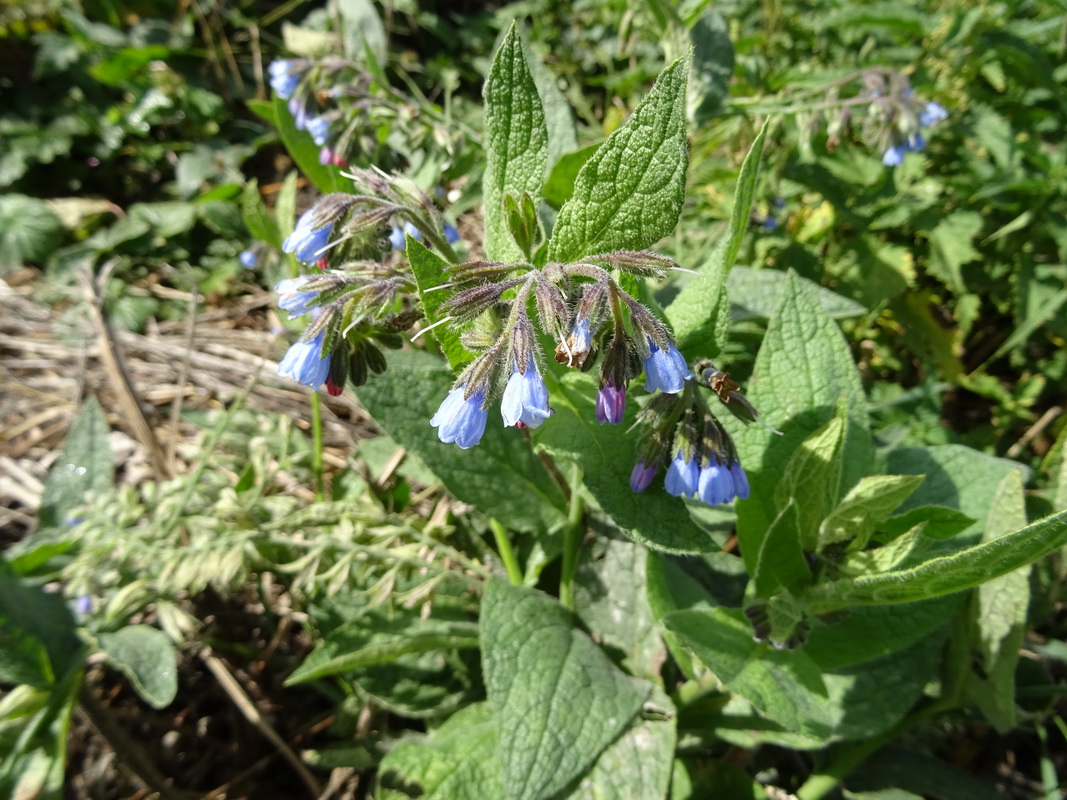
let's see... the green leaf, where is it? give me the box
[480,580,651,800]
[753,501,811,598]
[734,271,871,574]
[665,120,766,357]
[378,703,505,800]
[483,23,549,261]
[271,94,344,194]
[355,649,482,719]
[548,56,690,263]
[726,266,867,322]
[406,238,475,369]
[880,506,976,541]
[689,11,735,121]
[336,0,386,67]
[664,607,834,738]
[968,470,1030,732]
[818,474,926,551]
[574,535,663,679]
[926,211,983,292]
[804,508,1067,614]
[524,33,578,172]
[286,617,479,685]
[35,396,113,533]
[353,350,567,533]
[773,409,846,552]
[533,372,716,553]
[97,625,177,709]
[240,179,281,249]
[568,686,676,800]
[542,144,599,209]
[0,194,64,267]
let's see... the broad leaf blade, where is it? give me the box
[271,95,344,194]
[406,237,475,369]
[481,580,650,800]
[97,625,177,709]
[819,474,926,551]
[239,179,281,249]
[548,56,690,263]
[36,396,113,532]
[483,23,548,261]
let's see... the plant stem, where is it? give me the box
[559,462,585,610]
[310,391,324,500]
[489,518,523,586]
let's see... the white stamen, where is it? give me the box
[411,315,455,341]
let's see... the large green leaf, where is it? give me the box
[666,120,767,358]
[271,95,345,194]
[0,194,64,267]
[734,272,871,572]
[96,625,177,709]
[804,508,1067,613]
[532,372,716,553]
[483,23,548,261]
[378,703,505,800]
[480,580,650,800]
[354,350,567,533]
[548,56,690,263]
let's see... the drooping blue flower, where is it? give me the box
[283,208,334,263]
[730,461,750,500]
[268,60,299,100]
[389,222,422,251]
[664,451,700,498]
[501,357,552,429]
[275,276,319,318]
[882,132,927,166]
[278,330,330,391]
[290,96,309,128]
[697,461,735,506]
[239,248,257,269]
[304,114,331,146]
[444,224,461,244]
[430,386,488,448]
[74,595,93,615]
[630,459,657,492]
[919,101,948,128]
[643,339,691,394]
[595,383,626,425]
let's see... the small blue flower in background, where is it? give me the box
[629,459,658,492]
[501,357,552,429]
[920,102,948,127]
[268,60,299,100]
[289,96,308,127]
[74,595,93,615]
[883,100,946,166]
[304,115,331,146]
[275,276,319,318]
[664,451,700,498]
[595,383,626,425]
[284,209,334,263]
[431,386,488,448]
[697,461,735,506]
[389,222,423,251]
[730,461,750,500]
[278,330,330,390]
[643,339,691,394]
[239,249,257,269]
[444,224,461,244]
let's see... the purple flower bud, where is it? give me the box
[630,459,658,492]
[278,330,330,390]
[595,383,626,424]
[283,209,334,263]
[239,248,257,269]
[430,386,488,448]
[269,60,300,100]
[501,357,552,429]
[664,451,699,498]
[643,339,691,394]
[275,276,319,318]
[697,462,735,506]
[730,461,750,500]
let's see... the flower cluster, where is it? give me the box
[880,98,948,166]
[628,361,768,508]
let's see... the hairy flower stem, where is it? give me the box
[489,518,523,586]
[559,463,586,610]
[311,392,325,501]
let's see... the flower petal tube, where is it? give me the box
[275,276,319,318]
[278,330,330,391]
[729,461,750,500]
[697,462,735,506]
[431,386,488,449]
[643,339,691,394]
[501,357,552,429]
[630,459,658,492]
[664,451,700,498]
[283,209,334,264]
[595,383,626,425]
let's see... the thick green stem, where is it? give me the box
[559,463,585,610]
[489,518,523,586]
[310,392,324,501]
